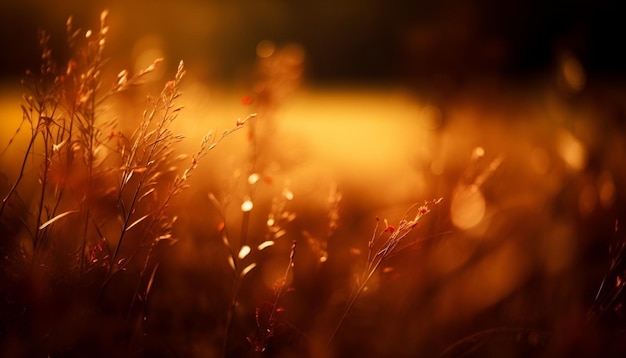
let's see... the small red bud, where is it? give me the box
[241,95,253,105]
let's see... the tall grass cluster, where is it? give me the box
[0,10,443,357]
[0,11,252,355]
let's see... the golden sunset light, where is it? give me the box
[1,1,625,357]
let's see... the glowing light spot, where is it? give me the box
[557,130,586,171]
[430,159,444,175]
[256,40,275,58]
[241,198,254,212]
[100,10,109,23]
[248,173,260,184]
[283,189,294,201]
[238,245,251,259]
[472,146,485,160]
[266,218,275,227]
[451,184,486,230]
[579,184,597,216]
[561,55,586,92]
[599,172,616,208]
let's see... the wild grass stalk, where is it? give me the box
[213,176,297,357]
[588,220,626,323]
[248,240,297,352]
[211,42,305,357]
[328,198,442,345]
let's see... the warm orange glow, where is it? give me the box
[579,183,597,216]
[241,198,254,212]
[560,54,586,92]
[248,173,260,184]
[238,245,251,259]
[599,171,616,208]
[256,40,276,59]
[132,35,166,81]
[557,129,587,171]
[0,5,623,357]
[436,238,531,320]
[530,146,550,174]
[451,184,486,230]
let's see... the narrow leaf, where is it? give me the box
[258,241,275,251]
[241,263,257,277]
[125,214,149,232]
[208,192,221,209]
[145,263,159,298]
[138,188,155,202]
[39,210,78,230]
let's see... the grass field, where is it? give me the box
[1,10,626,358]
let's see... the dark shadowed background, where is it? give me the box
[1,0,625,85]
